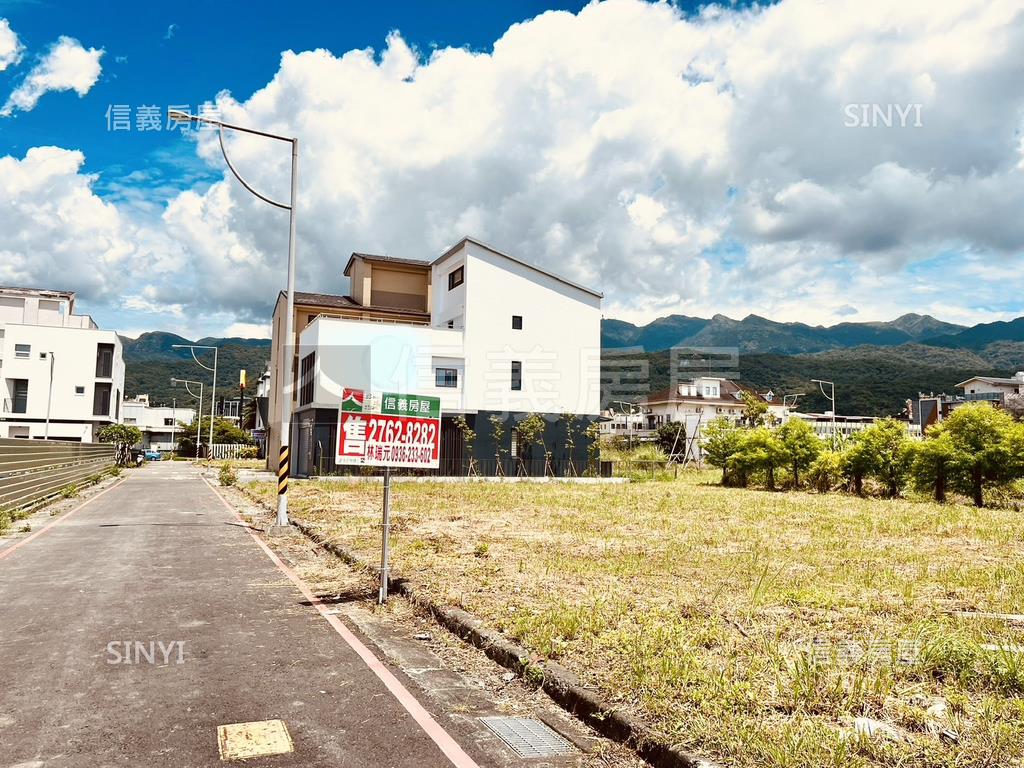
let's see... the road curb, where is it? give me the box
[232,488,718,768]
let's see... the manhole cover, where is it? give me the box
[479,716,576,758]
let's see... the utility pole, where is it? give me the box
[169,110,298,528]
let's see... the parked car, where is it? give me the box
[143,450,162,461]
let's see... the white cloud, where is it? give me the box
[0,18,22,71]
[1,36,103,116]
[5,0,1024,334]
[222,322,271,339]
[0,147,134,298]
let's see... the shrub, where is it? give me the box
[806,450,844,493]
[218,462,237,487]
[842,418,912,497]
[775,419,822,489]
[729,427,786,489]
[942,402,1020,507]
[59,484,79,499]
[237,446,259,459]
[702,418,746,486]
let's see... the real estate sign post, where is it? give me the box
[336,388,441,603]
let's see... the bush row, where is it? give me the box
[702,402,1024,507]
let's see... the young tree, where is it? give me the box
[98,423,143,466]
[807,450,844,493]
[655,421,686,459]
[740,391,769,427]
[729,426,786,490]
[942,402,1018,507]
[515,413,545,476]
[909,425,956,502]
[488,415,507,477]
[452,415,478,476]
[562,412,579,477]
[842,418,912,497]
[701,417,745,486]
[177,416,254,457]
[775,418,822,488]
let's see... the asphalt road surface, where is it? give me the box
[0,461,486,768]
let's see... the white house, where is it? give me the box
[0,287,125,442]
[122,394,195,451]
[956,373,1024,401]
[282,237,602,476]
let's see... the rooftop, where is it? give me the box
[342,252,431,277]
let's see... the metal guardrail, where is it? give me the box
[0,438,115,513]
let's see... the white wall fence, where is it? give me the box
[208,444,252,460]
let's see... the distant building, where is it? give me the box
[790,412,876,438]
[913,371,1024,433]
[0,287,125,442]
[122,394,195,451]
[598,409,648,438]
[638,377,789,460]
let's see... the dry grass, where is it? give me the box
[246,472,1024,767]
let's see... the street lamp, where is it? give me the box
[169,109,297,527]
[810,379,837,443]
[172,343,218,456]
[171,378,204,458]
[613,400,642,450]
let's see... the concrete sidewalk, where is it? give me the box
[0,461,485,767]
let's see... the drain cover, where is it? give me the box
[479,716,576,758]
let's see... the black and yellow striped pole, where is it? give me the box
[277,445,290,497]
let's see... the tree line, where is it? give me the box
[695,401,1024,507]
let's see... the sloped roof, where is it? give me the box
[433,236,603,299]
[343,252,431,277]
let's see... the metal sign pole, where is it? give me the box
[378,467,392,605]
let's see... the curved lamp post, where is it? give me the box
[169,109,297,527]
[171,377,204,458]
[172,344,218,455]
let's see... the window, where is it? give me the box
[39,352,47,360]
[124,418,137,425]
[163,417,174,426]
[10,379,28,413]
[74,386,85,396]
[510,430,518,458]
[93,383,112,417]
[512,315,523,330]
[14,344,29,359]
[447,319,454,329]
[435,368,458,388]
[448,265,464,290]
[95,343,114,378]
[299,352,315,406]
[511,360,522,391]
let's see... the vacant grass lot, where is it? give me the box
[247,472,1024,768]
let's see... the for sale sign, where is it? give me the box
[336,389,441,468]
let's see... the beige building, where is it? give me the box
[266,254,434,467]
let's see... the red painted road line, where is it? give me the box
[202,478,481,768]
[0,478,127,562]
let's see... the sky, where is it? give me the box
[1,0,1023,340]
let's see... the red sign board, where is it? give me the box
[336,396,441,469]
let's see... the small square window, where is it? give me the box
[435,367,458,388]
[511,360,522,391]
[448,266,464,290]
[74,386,85,395]
[39,352,47,360]
[512,315,523,330]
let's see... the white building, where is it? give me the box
[122,394,195,451]
[0,287,125,442]
[598,409,649,438]
[282,237,602,476]
[957,373,1024,400]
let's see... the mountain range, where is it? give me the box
[119,312,1024,420]
[601,312,976,354]
[120,332,272,409]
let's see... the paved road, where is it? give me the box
[0,462,484,768]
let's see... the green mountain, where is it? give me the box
[612,344,1012,417]
[924,317,1024,349]
[120,332,271,412]
[601,312,967,353]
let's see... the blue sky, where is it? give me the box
[1,0,1022,339]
